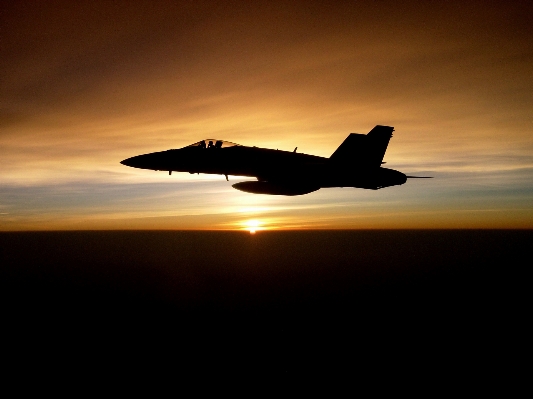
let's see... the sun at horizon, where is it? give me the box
[243,219,263,234]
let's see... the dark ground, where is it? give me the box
[0,230,527,380]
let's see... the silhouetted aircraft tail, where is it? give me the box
[330,125,394,168]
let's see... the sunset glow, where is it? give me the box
[244,220,261,234]
[1,1,532,231]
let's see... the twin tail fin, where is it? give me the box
[330,125,394,168]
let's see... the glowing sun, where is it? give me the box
[244,219,261,234]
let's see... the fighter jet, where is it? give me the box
[120,125,429,195]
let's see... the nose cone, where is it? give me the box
[120,151,172,170]
[120,156,138,168]
[120,154,154,169]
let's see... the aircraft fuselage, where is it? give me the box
[121,126,411,195]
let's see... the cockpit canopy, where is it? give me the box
[185,139,240,149]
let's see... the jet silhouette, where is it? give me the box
[121,125,429,195]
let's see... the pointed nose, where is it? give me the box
[120,157,135,167]
[120,152,169,170]
[120,155,147,168]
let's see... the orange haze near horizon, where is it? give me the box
[1,1,532,230]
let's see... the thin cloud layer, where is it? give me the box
[1,1,532,229]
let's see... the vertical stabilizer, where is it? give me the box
[330,125,394,168]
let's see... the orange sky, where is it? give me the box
[1,1,532,230]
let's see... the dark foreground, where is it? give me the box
[0,230,527,379]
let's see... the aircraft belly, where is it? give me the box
[232,181,320,196]
[320,167,407,189]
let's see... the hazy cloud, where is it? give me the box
[1,1,532,229]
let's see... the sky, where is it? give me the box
[1,0,532,231]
